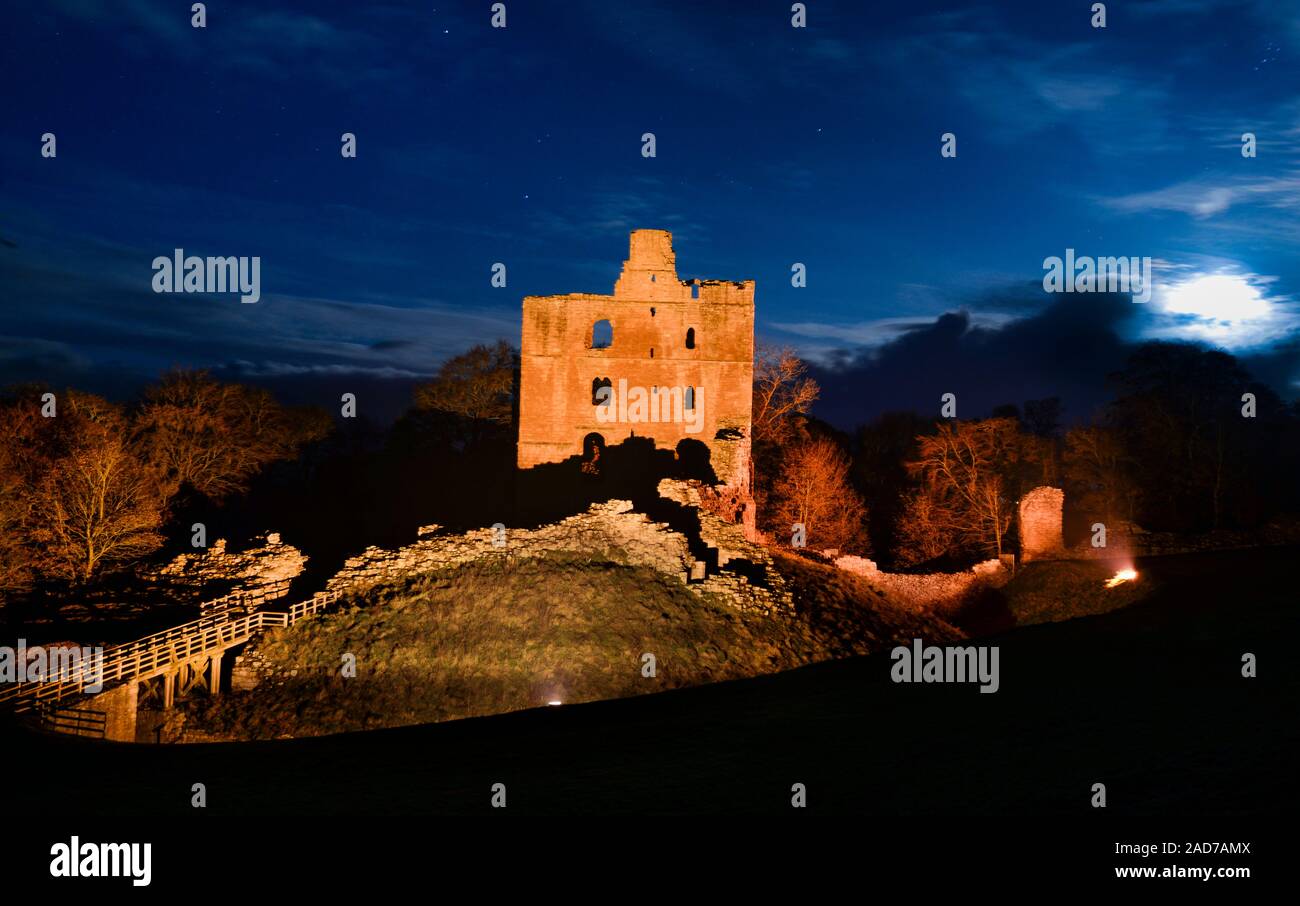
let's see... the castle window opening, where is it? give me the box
[686,327,696,349]
[591,319,613,349]
[592,377,612,406]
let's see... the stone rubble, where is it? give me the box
[323,486,793,616]
[138,532,307,606]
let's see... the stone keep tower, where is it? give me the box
[517,229,755,486]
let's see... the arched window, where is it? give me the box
[685,327,696,349]
[590,319,613,349]
[592,377,612,406]
[684,386,696,410]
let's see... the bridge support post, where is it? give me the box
[163,669,175,709]
[98,681,140,742]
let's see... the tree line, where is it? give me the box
[755,341,1300,568]
[0,372,328,596]
[4,337,1294,602]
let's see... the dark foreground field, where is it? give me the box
[3,546,1297,815]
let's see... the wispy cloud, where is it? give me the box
[767,310,1022,366]
[1104,173,1300,218]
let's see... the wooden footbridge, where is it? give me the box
[0,589,342,741]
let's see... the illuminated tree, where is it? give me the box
[768,436,867,552]
[894,485,961,567]
[29,392,167,582]
[752,344,819,449]
[904,417,1029,559]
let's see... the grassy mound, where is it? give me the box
[770,551,961,655]
[178,555,815,739]
[1000,559,1153,626]
[176,550,958,740]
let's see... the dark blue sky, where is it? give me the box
[3,0,1298,425]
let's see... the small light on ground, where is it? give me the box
[1104,568,1138,589]
[547,700,562,706]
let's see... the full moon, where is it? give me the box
[1154,273,1281,347]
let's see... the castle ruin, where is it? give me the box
[1018,486,1065,561]
[517,229,755,488]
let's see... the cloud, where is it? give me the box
[804,290,1146,429]
[769,311,1020,357]
[804,271,1300,429]
[0,229,519,404]
[864,10,1176,156]
[219,360,430,380]
[1105,174,1300,219]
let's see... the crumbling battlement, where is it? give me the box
[517,229,755,481]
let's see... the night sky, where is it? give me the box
[3,0,1298,426]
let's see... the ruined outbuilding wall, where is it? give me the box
[830,554,1009,612]
[1019,486,1065,561]
[518,229,754,484]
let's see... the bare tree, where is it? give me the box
[768,437,867,552]
[1063,424,1137,528]
[894,485,961,567]
[905,418,1027,559]
[752,344,819,448]
[0,408,36,596]
[136,369,329,499]
[415,341,517,424]
[412,341,518,448]
[29,393,167,582]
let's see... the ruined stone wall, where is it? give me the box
[830,554,1009,612]
[1018,486,1065,562]
[320,490,792,617]
[518,229,754,483]
[326,500,693,590]
[138,532,307,602]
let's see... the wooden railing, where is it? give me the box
[0,588,344,714]
[199,578,293,618]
